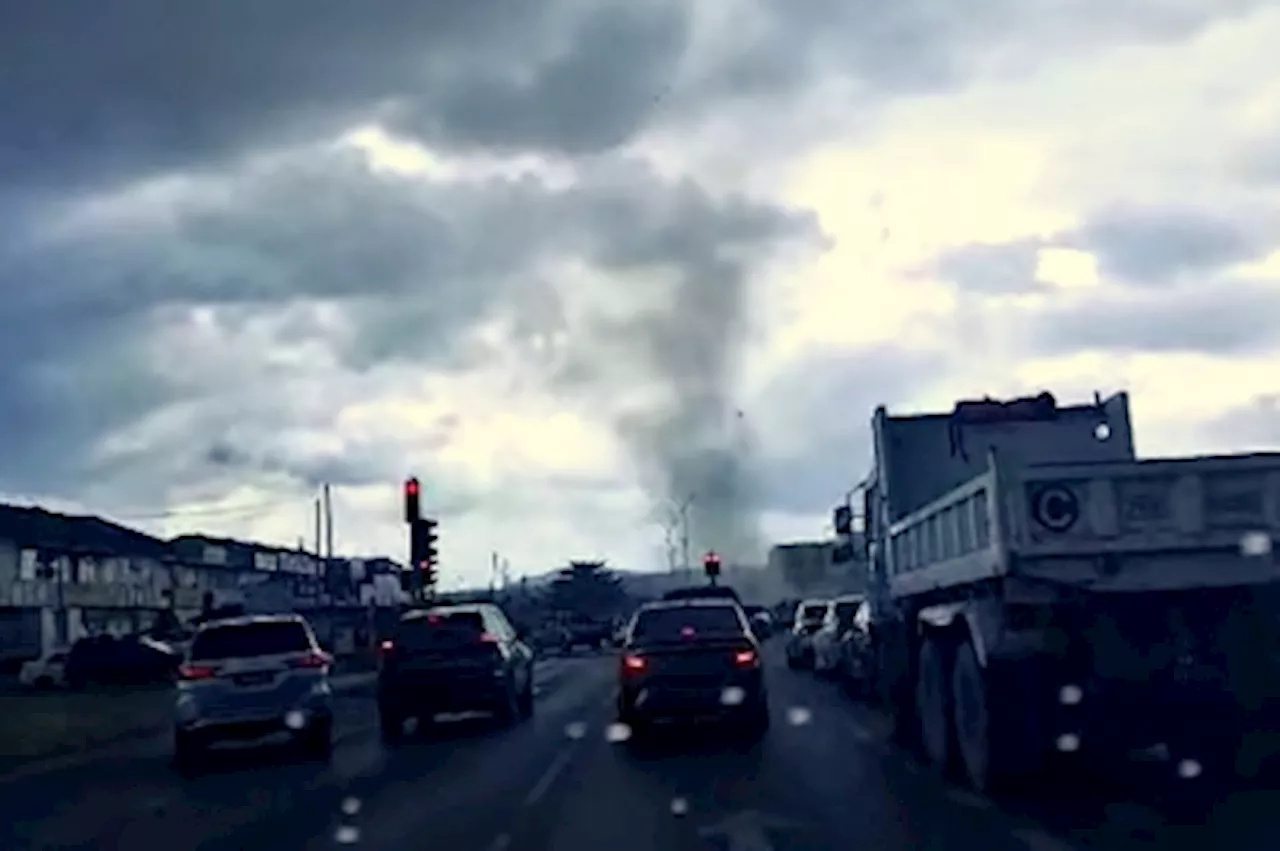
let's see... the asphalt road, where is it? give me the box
[3,646,1279,851]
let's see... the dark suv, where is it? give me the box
[377,604,535,743]
[617,599,769,741]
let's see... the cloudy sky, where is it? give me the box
[3,1,1279,588]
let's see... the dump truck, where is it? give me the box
[843,390,1280,799]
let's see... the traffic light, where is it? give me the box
[702,550,722,580]
[833,504,853,536]
[404,478,421,523]
[411,517,439,586]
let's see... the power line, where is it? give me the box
[111,499,306,522]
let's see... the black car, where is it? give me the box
[377,604,535,743]
[617,599,769,741]
[65,634,180,688]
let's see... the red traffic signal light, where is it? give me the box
[404,477,421,523]
[702,551,722,578]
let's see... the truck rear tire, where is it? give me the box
[951,641,1048,795]
[951,641,995,792]
[916,638,952,772]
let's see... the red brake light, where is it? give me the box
[291,651,332,669]
[622,654,647,674]
[734,649,759,668]
[178,663,217,681]
[379,639,395,656]
[479,632,500,644]
[680,626,696,638]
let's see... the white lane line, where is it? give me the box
[1012,827,1080,851]
[944,788,992,810]
[847,721,874,743]
[524,747,575,807]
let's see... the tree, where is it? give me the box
[547,560,628,620]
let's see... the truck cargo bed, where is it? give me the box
[886,452,1280,598]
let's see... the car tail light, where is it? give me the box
[479,632,500,644]
[734,649,759,668]
[178,663,218,681]
[622,653,647,675]
[379,639,395,657]
[291,651,332,669]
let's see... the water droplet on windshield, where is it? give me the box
[720,686,745,706]
[1058,684,1082,705]
[335,824,361,844]
[284,710,306,730]
[670,797,689,816]
[605,722,632,742]
[341,796,361,816]
[786,706,812,726]
[1241,531,1271,557]
[1056,733,1080,752]
[1177,758,1202,779]
[564,721,588,740]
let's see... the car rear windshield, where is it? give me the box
[800,604,827,621]
[631,606,744,642]
[398,611,486,650]
[834,602,860,625]
[190,621,311,660]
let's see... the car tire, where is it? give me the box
[519,679,535,718]
[173,728,204,774]
[741,705,770,742]
[495,682,521,726]
[379,704,405,747]
[301,718,333,762]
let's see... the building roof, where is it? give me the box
[0,505,170,557]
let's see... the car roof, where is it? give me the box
[800,599,831,607]
[196,614,307,631]
[832,594,866,604]
[637,598,742,613]
[402,603,492,622]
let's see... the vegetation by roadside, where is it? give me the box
[0,684,174,768]
[0,654,378,773]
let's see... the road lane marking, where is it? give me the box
[523,746,575,807]
[944,788,991,810]
[1012,827,1079,851]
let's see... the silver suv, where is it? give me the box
[173,614,333,770]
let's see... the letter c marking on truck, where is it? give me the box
[1032,484,1079,532]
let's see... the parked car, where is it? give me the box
[838,598,875,697]
[173,614,334,771]
[784,600,830,669]
[65,634,181,688]
[19,647,69,689]
[742,605,774,640]
[812,595,866,677]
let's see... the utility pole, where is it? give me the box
[323,484,334,562]
[313,497,323,557]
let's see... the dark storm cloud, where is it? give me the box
[0,145,818,514]
[923,237,1048,294]
[0,0,685,197]
[1064,206,1262,285]
[1026,282,1280,357]
[928,205,1267,294]
[748,345,946,516]
[4,0,1263,205]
